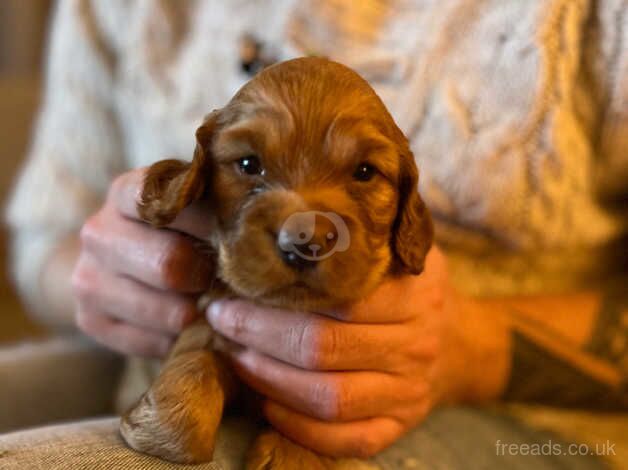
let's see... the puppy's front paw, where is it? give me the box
[120,351,226,464]
[246,430,379,470]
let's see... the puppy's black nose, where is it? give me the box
[275,211,342,271]
[275,224,321,271]
[278,248,318,271]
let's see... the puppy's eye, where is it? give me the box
[353,163,376,182]
[237,155,265,176]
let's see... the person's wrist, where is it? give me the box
[444,293,512,404]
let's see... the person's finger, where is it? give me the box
[72,254,199,334]
[221,345,427,421]
[326,249,447,323]
[75,309,172,357]
[208,300,437,371]
[107,168,145,220]
[80,208,213,292]
[324,276,424,323]
[109,168,216,240]
[263,400,404,458]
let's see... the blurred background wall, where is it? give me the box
[0,1,53,341]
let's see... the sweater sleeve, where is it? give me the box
[4,0,125,308]
[400,0,627,295]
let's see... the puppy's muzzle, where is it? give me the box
[275,212,340,271]
[278,248,317,271]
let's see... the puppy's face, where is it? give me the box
[140,58,432,310]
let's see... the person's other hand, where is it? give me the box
[72,167,215,357]
[207,247,510,457]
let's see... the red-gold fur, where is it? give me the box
[120,58,432,468]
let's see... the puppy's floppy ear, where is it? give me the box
[138,111,219,227]
[392,146,433,275]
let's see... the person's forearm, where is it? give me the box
[456,283,628,409]
[37,235,80,331]
[497,286,628,409]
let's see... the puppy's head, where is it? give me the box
[140,58,432,309]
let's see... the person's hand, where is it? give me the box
[72,168,215,357]
[207,247,510,457]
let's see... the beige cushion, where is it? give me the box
[0,416,258,470]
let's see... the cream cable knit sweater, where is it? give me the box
[5,0,628,305]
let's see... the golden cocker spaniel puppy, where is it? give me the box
[120,57,432,469]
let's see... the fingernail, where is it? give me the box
[207,300,224,325]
